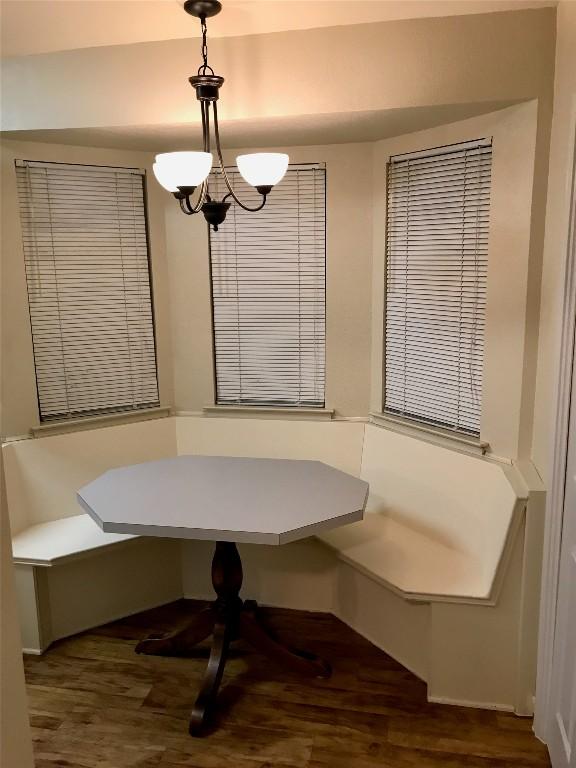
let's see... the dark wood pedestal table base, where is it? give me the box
[77,455,368,737]
[135,541,331,735]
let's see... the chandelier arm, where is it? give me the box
[175,100,212,215]
[198,178,209,208]
[212,101,269,212]
[222,189,267,211]
[177,177,209,215]
[179,197,197,215]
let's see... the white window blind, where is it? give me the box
[384,139,492,436]
[209,163,326,407]
[16,160,159,422]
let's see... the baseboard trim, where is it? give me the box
[427,695,517,713]
[45,594,183,654]
[182,591,215,602]
[21,647,43,656]
[23,590,530,716]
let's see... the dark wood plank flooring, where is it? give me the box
[24,600,551,767]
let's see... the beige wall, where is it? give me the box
[0,459,34,768]
[0,111,547,444]
[0,6,565,753]
[532,1,576,484]
[0,108,551,458]
[370,102,544,461]
[0,140,175,437]
[0,7,556,439]
[0,139,374,431]
[167,142,374,416]
[1,9,555,132]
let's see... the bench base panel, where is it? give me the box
[16,538,182,654]
[333,524,536,716]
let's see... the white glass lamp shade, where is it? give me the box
[153,151,213,191]
[236,153,289,188]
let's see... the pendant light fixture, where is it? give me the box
[153,0,289,230]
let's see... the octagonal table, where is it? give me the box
[78,455,368,735]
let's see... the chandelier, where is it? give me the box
[152,0,289,230]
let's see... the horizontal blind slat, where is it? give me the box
[16,159,160,421]
[384,140,491,435]
[209,165,326,407]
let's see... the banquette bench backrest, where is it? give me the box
[3,417,365,536]
[360,424,522,580]
[3,418,177,535]
[3,414,520,589]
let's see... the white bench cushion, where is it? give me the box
[12,514,136,567]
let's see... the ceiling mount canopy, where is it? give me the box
[183,1,223,19]
[153,0,289,230]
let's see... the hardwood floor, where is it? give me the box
[24,600,551,767]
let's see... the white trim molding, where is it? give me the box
[370,411,489,456]
[534,122,576,743]
[203,405,335,421]
[30,406,172,438]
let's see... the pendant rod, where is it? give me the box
[202,97,210,154]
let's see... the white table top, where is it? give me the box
[78,455,369,545]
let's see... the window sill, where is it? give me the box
[30,406,172,438]
[203,405,335,421]
[370,412,489,456]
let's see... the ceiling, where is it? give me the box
[0,0,555,58]
[0,101,517,150]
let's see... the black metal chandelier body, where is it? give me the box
[153,0,289,230]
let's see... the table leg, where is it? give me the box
[188,541,242,733]
[189,618,231,734]
[239,609,331,678]
[135,606,215,655]
[136,540,331,736]
[135,540,242,657]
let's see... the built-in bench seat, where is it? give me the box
[4,416,524,633]
[318,424,525,603]
[3,415,539,714]
[11,514,136,567]
[11,515,153,653]
[4,418,182,653]
[173,416,525,603]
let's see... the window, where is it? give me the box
[16,160,159,422]
[384,139,492,436]
[209,163,326,407]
